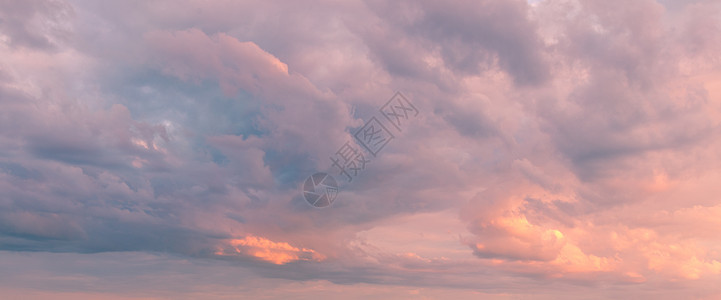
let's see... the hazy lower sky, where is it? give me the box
[1,0,721,299]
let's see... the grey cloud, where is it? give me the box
[362,0,550,86]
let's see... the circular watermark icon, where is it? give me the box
[302,172,338,208]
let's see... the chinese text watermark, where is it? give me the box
[302,92,420,208]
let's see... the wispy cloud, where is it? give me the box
[215,235,326,265]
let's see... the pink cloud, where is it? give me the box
[2,0,721,298]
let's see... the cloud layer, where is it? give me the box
[2,0,721,298]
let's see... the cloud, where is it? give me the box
[2,0,721,298]
[215,235,326,265]
[359,0,550,86]
[0,0,72,50]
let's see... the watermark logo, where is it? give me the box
[302,92,420,208]
[303,172,338,208]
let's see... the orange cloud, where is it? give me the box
[215,235,325,265]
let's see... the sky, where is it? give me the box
[1,0,721,299]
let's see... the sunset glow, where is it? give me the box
[215,235,325,265]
